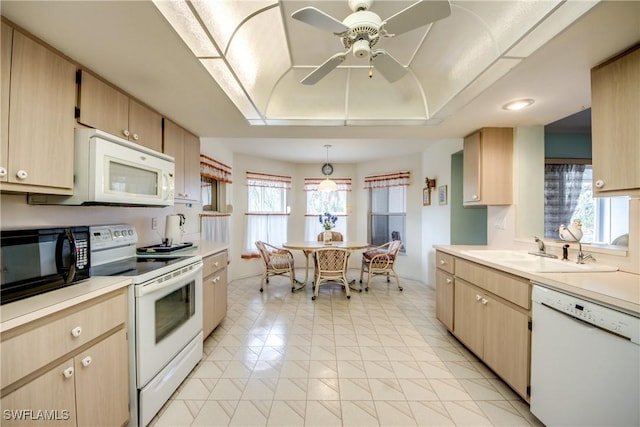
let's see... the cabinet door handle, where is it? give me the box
[71,326,82,338]
[445,278,452,284]
[214,261,219,267]
[439,259,446,265]
[594,179,605,188]
[212,276,220,283]
[81,356,92,367]
[132,133,139,141]
[123,129,130,137]
[63,367,74,378]
[472,194,479,200]
[475,294,482,301]
[0,167,6,177]
[481,298,488,305]
[16,170,28,180]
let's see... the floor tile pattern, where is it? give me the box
[150,270,544,426]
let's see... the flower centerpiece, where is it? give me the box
[319,212,337,244]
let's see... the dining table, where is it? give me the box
[282,241,370,292]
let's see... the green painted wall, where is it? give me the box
[545,134,592,158]
[450,151,487,245]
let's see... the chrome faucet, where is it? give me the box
[529,236,558,258]
[576,242,595,264]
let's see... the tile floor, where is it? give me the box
[150,270,544,426]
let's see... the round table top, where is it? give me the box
[283,241,370,251]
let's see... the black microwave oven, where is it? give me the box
[1,226,90,305]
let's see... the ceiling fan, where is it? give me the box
[291,0,451,85]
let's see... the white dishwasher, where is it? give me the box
[531,284,640,427]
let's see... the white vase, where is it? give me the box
[323,230,332,245]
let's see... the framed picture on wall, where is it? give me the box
[438,185,448,205]
[423,188,431,206]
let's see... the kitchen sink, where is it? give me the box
[460,249,619,273]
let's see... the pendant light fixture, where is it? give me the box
[318,144,338,192]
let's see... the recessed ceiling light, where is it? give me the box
[503,98,535,111]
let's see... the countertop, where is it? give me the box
[0,276,131,332]
[435,245,640,316]
[0,241,229,333]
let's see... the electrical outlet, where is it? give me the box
[495,216,506,230]
[151,217,158,230]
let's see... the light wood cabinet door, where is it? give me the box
[75,329,129,427]
[435,269,454,331]
[483,296,530,399]
[1,358,77,427]
[1,23,12,182]
[6,30,76,191]
[453,280,484,356]
[591,45,640,196]
[213,267,228,329]
[77,70,129,140]
[183,129,201,202]
[163,119,200,202]
[463,127,513,206]
[77,71,162,152]
[128,98,162,152]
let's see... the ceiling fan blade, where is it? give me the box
[372,50,407,83]
[383,0,451,36]
[301,52,348,85]
[291,7,350,34]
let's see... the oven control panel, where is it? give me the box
[90,224,138,251]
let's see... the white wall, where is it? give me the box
[421,139,464,287]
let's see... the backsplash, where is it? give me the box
[0,194,202,246]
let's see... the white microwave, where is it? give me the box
[29,129,175,206]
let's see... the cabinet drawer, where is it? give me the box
[455,259,530,309]
[203,250,227,277]
[436,251,455,274]
[1,289,127,389]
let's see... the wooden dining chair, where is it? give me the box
[255,241,297,293]
[312,247,351,300]
[359,240,403,291]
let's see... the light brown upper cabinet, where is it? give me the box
[463,127,513,206]
[77,70,162,152]
[591,44,640,197]
[163,119,201,202]
[1,28,76,194]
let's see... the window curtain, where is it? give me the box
[303,178,351,240]
[200,154,232,183]
[242,172,291,256]
[303,178,352,192]
[544,164,586,237]
[364,171,410,189]
[243,214,288,255]
[201,213,231,243]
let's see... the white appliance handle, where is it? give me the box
[136,262,202,297]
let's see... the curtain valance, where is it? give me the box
[200,154,232,183]
[303,177,352,191]
[246,171,292,189]
[364,171,410,189]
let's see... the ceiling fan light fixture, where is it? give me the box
[503,98,535,111]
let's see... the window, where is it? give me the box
[200,155,231,212]
[243,172,291,255]
[364,172,409,251]
[544,162,629,245]
[303,178,351,240]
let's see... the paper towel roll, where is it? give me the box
[165,215,182,244]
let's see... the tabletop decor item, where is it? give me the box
[319,212,338,244]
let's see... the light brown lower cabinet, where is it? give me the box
[0,289,129,427]
[203,250,228,339]
[435,251,531,401]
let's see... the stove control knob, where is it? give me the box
[128,229,134,236]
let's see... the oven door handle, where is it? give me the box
[135,262,202,297]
